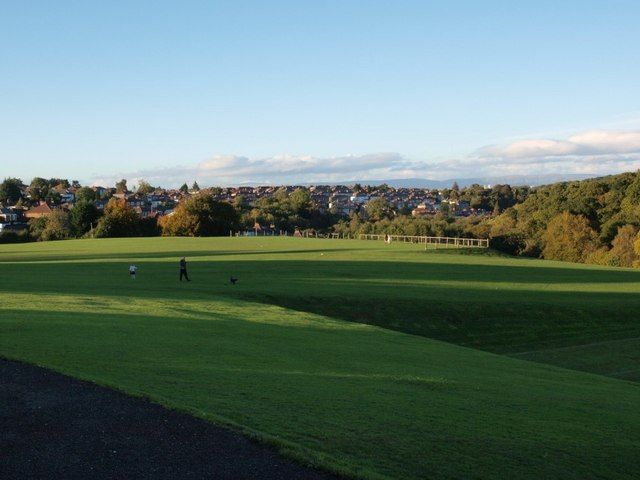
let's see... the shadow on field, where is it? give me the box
[0,248,365,263]
[2,257,640,355]
[4,302,640,480]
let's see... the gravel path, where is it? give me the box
[0,358,341,480]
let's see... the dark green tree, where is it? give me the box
[70,200,101,236]
[29,177,50,202]
[45,190,61,205]
[366,197,392,221]
[0,178,23,204]
[75,186,97,203]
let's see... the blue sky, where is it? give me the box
[2,0,640,186]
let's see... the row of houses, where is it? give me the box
[0,203,52,233]
[1,181,490,235]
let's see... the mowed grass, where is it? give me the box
[1,237,640,479]
[3,236,640,377]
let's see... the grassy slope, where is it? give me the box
[1,237,639,479]
[3,237,640,377]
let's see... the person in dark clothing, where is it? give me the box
[179,257,190,282]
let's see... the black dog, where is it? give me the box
[230,276,238,285]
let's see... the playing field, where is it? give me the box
[1,237,639,479]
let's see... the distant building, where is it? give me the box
[350,194,370,205]
[25,202,54,219]
[411,203,436,218]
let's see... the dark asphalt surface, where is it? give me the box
[0,358,341,480]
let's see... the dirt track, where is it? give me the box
[0,358,341,480]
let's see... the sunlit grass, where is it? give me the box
[2,237,640,479]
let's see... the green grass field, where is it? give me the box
[1,237,639,479]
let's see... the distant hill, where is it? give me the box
[318,174,597,189]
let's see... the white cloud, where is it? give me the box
[477,139,576,159]
[568,130,640,154]
[465,129,640,178]
[90,129,640,187]
[477,129,640,159]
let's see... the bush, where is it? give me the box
[490,233,527,256]
[0,230,31,244]
[28,211,72,241]
[138,217,160,237]
[585,247,615,266]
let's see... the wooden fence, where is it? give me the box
[231,230,489,248]
[358,234,489,248]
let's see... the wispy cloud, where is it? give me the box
[91,153,411,187]
[91,129,640,187]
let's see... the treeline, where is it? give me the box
[485,171,640,266]
[238,188,341,231]
[21,195,239,241]
[334,171,640,267]
[330,183,529,240]
[8,187,337,242]
[23,199,156,241]
[6,171,640,267]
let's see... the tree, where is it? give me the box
[366,197,391,222]
[29,210,72,241]
[438,202,452,218]
[137,179,154,195]
[489,184,515,213]
[273,188,288,203]
[115,179,128,194]
[45,189,61,205]
[161,193,239,236]
[192,181,200,191]
[609,225,638,267]
[289,188,311,214]
[95,198,140,237]
[29,177,50,202]
[49,178,69,189]
[75,186,97,203]
[70,200,100,237]
[542,211,598,263]
[0,178,23,204]
[179,183,189,193]
[42,210,72,240]
[234,194,246,211]
[28,216,48,240]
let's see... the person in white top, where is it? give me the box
[129,264,138,280]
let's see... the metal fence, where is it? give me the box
[358,234,489,248]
